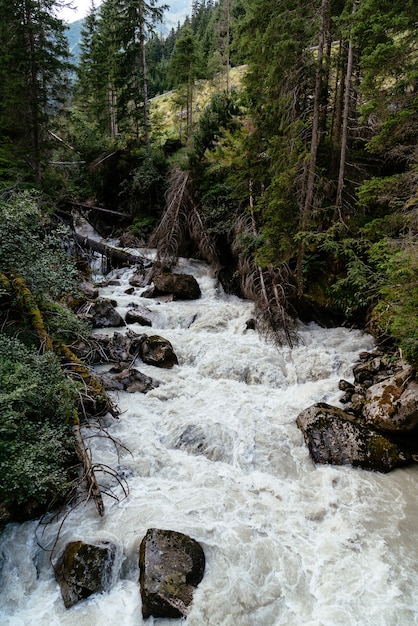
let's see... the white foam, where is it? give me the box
[1,257,418,626]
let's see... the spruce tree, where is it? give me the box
[169,23,204,138]
[0,0,70,184]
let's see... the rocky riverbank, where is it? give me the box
[297,348,418,472]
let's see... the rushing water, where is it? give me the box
[1,253,418,626]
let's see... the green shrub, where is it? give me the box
[0,190,79,300]
[0,335,77,507]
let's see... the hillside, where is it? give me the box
[149,65,247,140]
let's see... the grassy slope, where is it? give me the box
[149,65,247,141]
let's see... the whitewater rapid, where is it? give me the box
[1,254,418,626]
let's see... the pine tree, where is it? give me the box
[74,1,113,134]
[116,0,166,143]
[0,0,70,184]
[169,23,203,138]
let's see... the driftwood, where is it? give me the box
[73,232,148,268]
[72,423,105,517]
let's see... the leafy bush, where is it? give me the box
[0,190,79,300]
[369,240,418,365]
[0,335,77,507]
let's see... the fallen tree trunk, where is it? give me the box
[72,422,105,517]
[70,201,131,218]
[73,232,148,268]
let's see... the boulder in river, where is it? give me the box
[139,335,179,368]
[125,305,153,326]
[139,528,205,619]
[296,403,411,473]
[54,540,117,608]
[99,367,159,393]
[146,273,201,300]
[86,297,126,328]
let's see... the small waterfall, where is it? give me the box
[1,253,418,626]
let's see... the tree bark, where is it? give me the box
[297,0,328,294]
[73,232,148,267]
[335,0,359,220]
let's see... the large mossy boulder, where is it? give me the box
[139,335,179,368]
[139,528,205,619]
[296,403,411,473]
[54,540,117,608]
[151,273,201,300]
[362,366,418,432]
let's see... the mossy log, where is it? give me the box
[0,271,116,416]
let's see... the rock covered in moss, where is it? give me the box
[296,403,411,473]
[54,540,117,608]
[139,528,205,619]
[362,366,418,432]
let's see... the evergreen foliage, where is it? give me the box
[0,190,79,301]
[0,336,77,508]
[0,0,71,186]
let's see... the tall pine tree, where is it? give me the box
[0,0,70,184]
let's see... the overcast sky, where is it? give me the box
[58,0,102,23]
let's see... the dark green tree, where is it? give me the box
[169,22,204,138]
[0,0,71,185]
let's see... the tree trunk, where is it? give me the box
[297,0,328,294]
[139,6,150,147]
[73,232,148,267]
[335,0,358,220]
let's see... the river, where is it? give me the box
[1,251,418,625]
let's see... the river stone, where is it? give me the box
[125,308,153,326]
[99,367,158,393]
[152,273,201,300]
[139,528,205,619]
[362,367,418,432]
[296,403,411,473]
[54,540,117,608]
[89,297,125,328]
[139,335,178,368]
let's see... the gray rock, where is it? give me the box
[363,367,418,432]
[139,528,205,619]
[139,335,178,368]
[89,298,125,328]
[152,273,201,300]
[296,403,410,473]
[125,308,153,326]
[100,367,159,393]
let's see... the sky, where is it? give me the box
[58,0,102,24]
